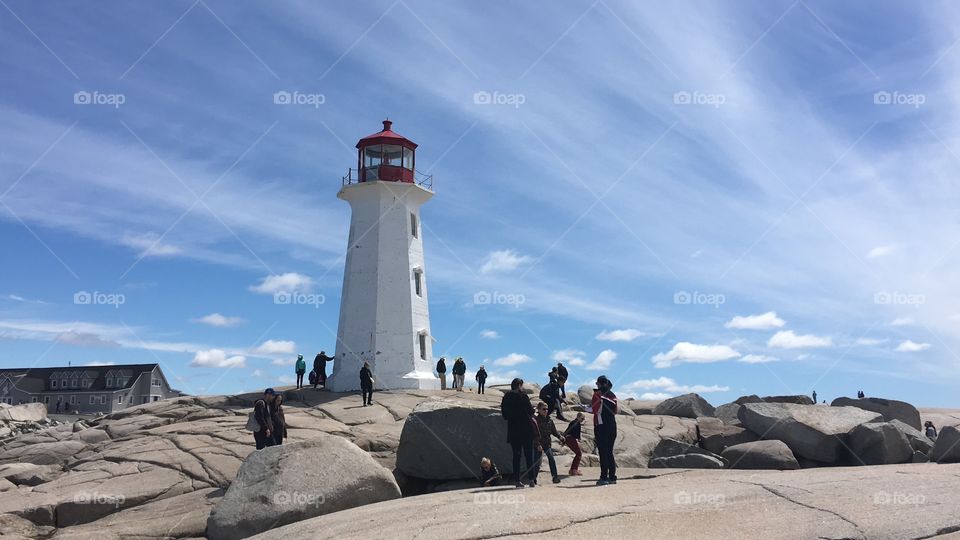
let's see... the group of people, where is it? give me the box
[435,356,474,391]
[292,351,333,390]
[250,388,288,450]
[498,374,618,487]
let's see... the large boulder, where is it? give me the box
[846,422,912,465]
[738,402,882,463]
[831,397,921,430]
[577,385,594,403]
[206,434,401,540]
[714,403,743,425]
[721,440,799,470]
[888,419,934,454]
[396,399,510,479]
[697,417,759,454]
[652,394,715,419]
[0,402,47,423]
[930,426,960,463]
[762,395,814,405]
[623,400,661,415]
[652,438,727,466]
[648,453,725,469]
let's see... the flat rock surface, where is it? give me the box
[251,463,960,540]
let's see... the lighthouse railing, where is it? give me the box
[342,168,434,190]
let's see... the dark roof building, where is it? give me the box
[0,363,180,413]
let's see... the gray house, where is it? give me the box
[0,363,180,414]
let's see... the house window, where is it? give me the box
[152,396,159,402]
[51,380,57,389]
[151,378,160,387]
[31,397,38,403]
[71,378,78,388]
[419,333,427,360]
[89,395,96,404]
[106,377,113,388]
[410,212,418,238]
[129,395,133,403]
[143,397,149,404]
[100,395,106,404]
[44,396,50,404]
[83,379,92,389]
[118,395,124,404]
[70,395,77,404]
[414,270,423,297]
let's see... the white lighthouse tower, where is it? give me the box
[327,120,437,392]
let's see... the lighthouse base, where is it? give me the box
[325,371,440,393]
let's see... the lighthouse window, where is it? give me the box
[410,212,418,238]
[419,333,427,360]
[414,269,422,297]
[364,145,383,168]
[402,147,413,170]
[382,145,403,167]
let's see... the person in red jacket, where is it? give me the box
[585,375,618,485]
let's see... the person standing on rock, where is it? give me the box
[562,412,585,476]
[313,351,331,389]
[584,375,618,485]
[253,388,276,450]
[475,365,488,394]
[453,357,466,392]
[812,390,817,403]
[294,354,306,389]
[500,378,535,488]
[556,362,568,398]
[533,401,563,484]
[271,393,288,446]
[436,356,447,390]
[925,421,938,439]
[540,379,566,420]
[360,361,375,406]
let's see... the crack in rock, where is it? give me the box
[472,511,633,539]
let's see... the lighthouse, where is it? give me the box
[327,120,437,392]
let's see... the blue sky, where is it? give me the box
[2,0,959,406]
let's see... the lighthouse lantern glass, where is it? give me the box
[382,144,403,167]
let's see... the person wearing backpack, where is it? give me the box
[475,365,488,394]
[436,357,447,390]
[250,388,276,450]
[294,355,306,389]
[556,362,568,398]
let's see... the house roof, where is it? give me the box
[1,363,159,394]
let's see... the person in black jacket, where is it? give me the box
[313,351,331,389]
[436,357,447,390]
[500,378,535,488]
[540,380,566,420]
[475,365,488,394]
[271,393,288,446]
[587,375,618,485]
[253,388,276,450]
[360,362,375,406]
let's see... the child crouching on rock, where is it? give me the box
[562,412,585,476]
[480,457,501,487]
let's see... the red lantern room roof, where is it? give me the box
[356,119,418,150]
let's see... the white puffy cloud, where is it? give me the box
[739,354,779,364]
[867,244,897,258]
[492,353,533,367]
[586,349,617,371]
[192,313,244,327]
[120,232,182,257]
[190,349,246,368]
[253,340,297,355]
[251,369,264,377]
[596,329,647,342]
[767,330,832,349]
[724,311,785,330]
[480,250,532,274]
[639,392,673,400]
[249,273,313,294]
[552,349,586,366]
[855,337,888,346]
[895,340,930,352]
[625,377,729,394]
[480,329,500,339]
[652,342,740,368]
[83,361,115,366]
